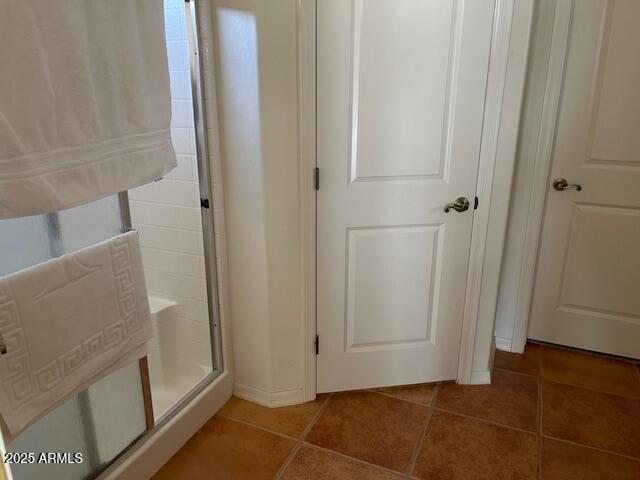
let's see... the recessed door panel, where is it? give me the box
[346,224,442,349]
[589,0,640,165]
[317,0,495,391]
[559,204,640,322]
[351,0,455,181]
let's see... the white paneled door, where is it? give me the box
[528,0,640,359]
[316,0,496,392]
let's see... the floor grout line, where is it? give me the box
[405,409,432,477]
[369,388,436,408]
[218,364,640,479]
[493,366,540,379]
[174,366,640,479]
[300,441,406,478]
[300,393,333,441]
[292,385,640,473]
[431,406,537,436]
[296,388,441,478]
[540,377,640,401]
[532,340,640,365]
[495,365,640,402]
[537,350,544,480]
[273,394,333,479]
[273,443,302,480]
[216,415,299,442]
[405,383,440,477]
[540,434,640,463]
[431,382,442,406]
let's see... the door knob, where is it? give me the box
[552,178,582,191]
[444,197,470,213]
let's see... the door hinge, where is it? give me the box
[474,196,479,210]
[314,334,319,355]
[200,198,210,209]
[314,167,320,191]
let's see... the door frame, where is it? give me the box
[299,0,534,398]
[506,0,573,354]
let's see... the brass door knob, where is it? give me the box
[552,178,582,191]
[444,197,470,213]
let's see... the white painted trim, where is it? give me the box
[298,0,317,403]
[495,336,513,352]
[469,0,535,373]
[510,0,573,354]
[469,370,492,385]
[457,0,524,384]
[271,389,305,407]
[233,383,271,407]
[234,383,305,408]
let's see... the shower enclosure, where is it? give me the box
[0,1,221,478]
[127,0,222,422]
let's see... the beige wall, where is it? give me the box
[210,0,304,404]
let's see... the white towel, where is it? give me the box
[0,231,152,436]
[0,0,176,218]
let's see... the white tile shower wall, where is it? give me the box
[129,0,211,367]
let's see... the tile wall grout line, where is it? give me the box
[133,221,204,235]
[540,434,640,463]
[139,245,206,258]
[143,265,207,280]
[146,289,208,305]
[405,383,440,478]
[128,198,203,210]
[300,441,407,478]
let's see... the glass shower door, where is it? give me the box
[127,0,222,421]
[0,195,149,480]
[0,1,223,477]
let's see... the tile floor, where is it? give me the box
[153,343,640,479]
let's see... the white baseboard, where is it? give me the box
[469,370,492,385]
[495,336,513,352]
[234,383,304,408]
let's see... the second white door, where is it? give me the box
[528,0,640,359]
[317,0,496,392]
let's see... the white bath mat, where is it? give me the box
[0,231,152,437]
